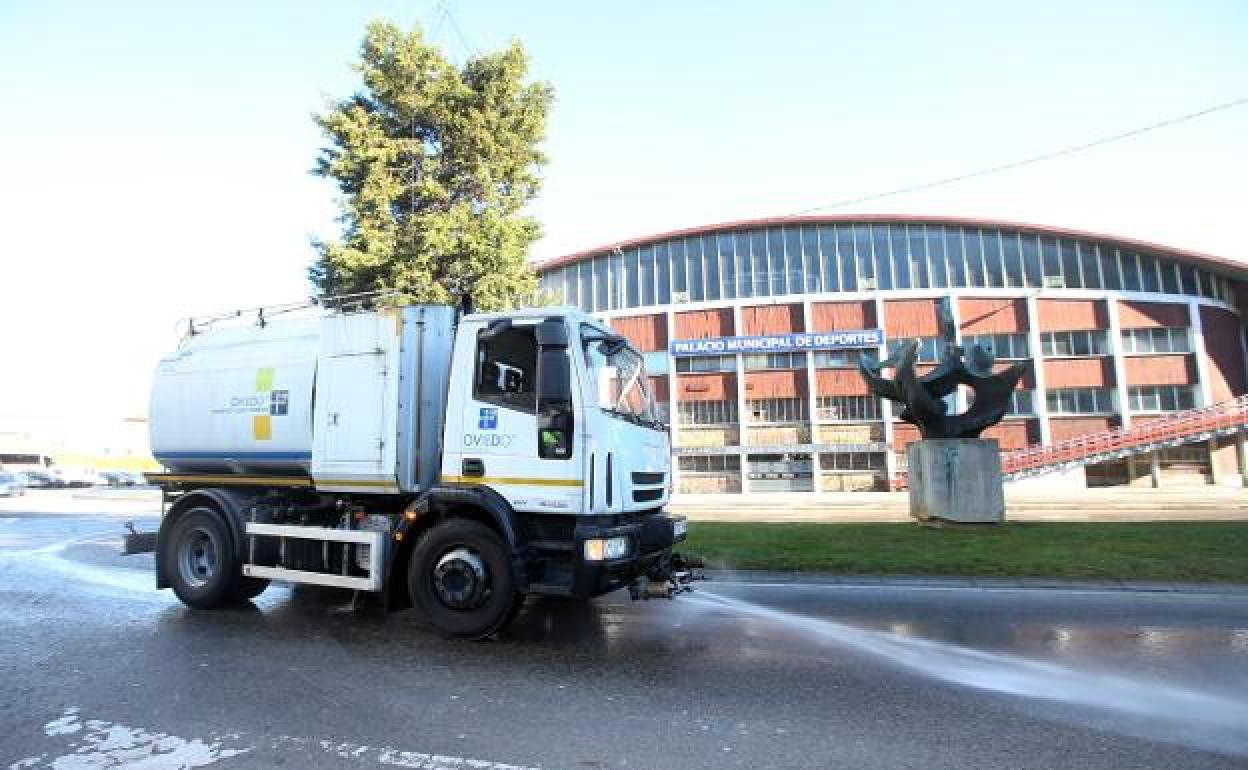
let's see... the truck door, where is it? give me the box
[451,320,582,514]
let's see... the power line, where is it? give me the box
[443,3,478,59]
[426,0,476,61]
[788,95,1248,217]
[428,1,447,44]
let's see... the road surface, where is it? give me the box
[1,512,1246,769]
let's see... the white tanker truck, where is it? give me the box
[144,301,695,637]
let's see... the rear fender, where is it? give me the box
[155,488,255,589]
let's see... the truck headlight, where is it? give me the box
[584,536,631,561]
[673,518,688,538]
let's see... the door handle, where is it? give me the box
[462,458,485,477]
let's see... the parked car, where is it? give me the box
[18,470,59,489]
[98,470,147,487]
[98,470,127,486]
[59,467,100,488]
[121,471,151,486]
[0,472,27,497]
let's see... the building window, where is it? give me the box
[1046,387,1114,415]
[747,453,814,492]
[642,352,670,376]
[813,350,865,368]
[887,336,946,363]
[818,453,885,471]
[746,398,807,424]
[815,395,880,421]
[1005,389,1033,416]
[1041,330,1110,357]
[544,229,1224,311]
[1128,385,1195,413]
[678,400,738,426]
[675,355,735,373]
[678,455,741,473]
[743,352,807,370]
[963,333,1029,359]
[1120,327,1191,355]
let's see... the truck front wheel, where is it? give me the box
[163,507,242,609]
[408,519,520,639]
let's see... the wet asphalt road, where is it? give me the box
[2,513,1247,769]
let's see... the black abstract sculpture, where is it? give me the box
[859,298,1028,440]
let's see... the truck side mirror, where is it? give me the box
[536,319,573,460]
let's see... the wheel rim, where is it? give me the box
[177,527,219,589]
[432,547,490,610]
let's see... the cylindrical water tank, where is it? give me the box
[149,318,320,474]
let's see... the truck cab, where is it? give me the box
[145,304,690,639]
[440,309,680,600]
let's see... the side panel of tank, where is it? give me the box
[310,311,403,493]
[150,320,319,473]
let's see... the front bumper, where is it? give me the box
[556,511,687,599]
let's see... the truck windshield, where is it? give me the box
[581,328,660,428]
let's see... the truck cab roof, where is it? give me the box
[462,305,588,324]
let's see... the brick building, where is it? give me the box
[538,216,1248,494]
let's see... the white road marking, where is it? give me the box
[13,709,250,768]
[15,710,542,770]
[43,709,82,736]
[312,738,542,769]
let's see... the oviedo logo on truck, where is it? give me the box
[463,432,515,449]
[464,408,514,448]
[208,367,289,441]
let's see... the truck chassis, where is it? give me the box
[142,472,693,638]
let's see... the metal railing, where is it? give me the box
[892,395,1248,488]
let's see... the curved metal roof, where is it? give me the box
[537,214,1248,280]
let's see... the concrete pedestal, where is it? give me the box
[907,439,1004,524]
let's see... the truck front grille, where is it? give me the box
[631,471,666,486]
[633,488,664,503]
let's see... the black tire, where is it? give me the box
[230,576,270,602]
[408,518,520,639]
[162,508,238,609]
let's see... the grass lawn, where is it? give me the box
[683,522,1248,582]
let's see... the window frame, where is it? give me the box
[1045,387,1114,415]
[814,395,881,422]
[473,323,540,415]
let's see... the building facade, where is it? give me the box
[537,216,1248,494]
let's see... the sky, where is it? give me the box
[1,0,1246,423]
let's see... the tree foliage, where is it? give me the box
[311,21,553,310]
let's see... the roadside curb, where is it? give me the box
[703,569,1248,596]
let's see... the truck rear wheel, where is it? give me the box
[163,507,240,609]
[408,519,520,639]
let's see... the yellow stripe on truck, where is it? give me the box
[149,474,399,491]
[148,474,313,488]
[151,473,579,491]
[441,475,584,487]
[316,478,401,488]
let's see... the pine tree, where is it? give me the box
[311,21,553,310]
